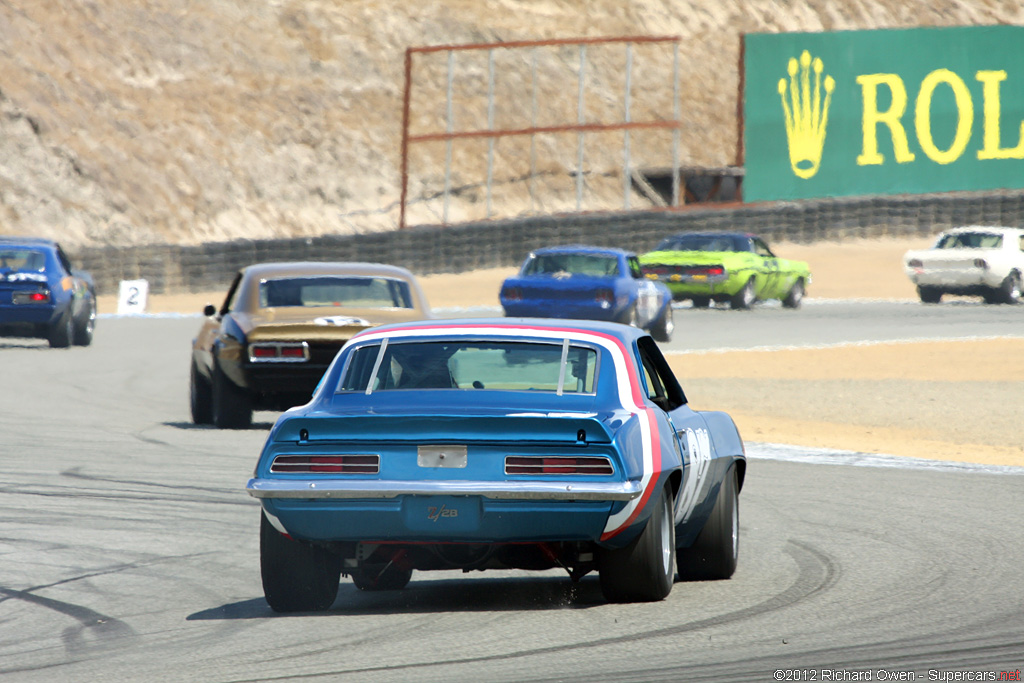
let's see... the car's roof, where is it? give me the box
[663,231,753,239]
[355,317,646,343]
[0,236,59,250]
[241,261,417,281]
[944,225,1022,234]
[529,245,635,258]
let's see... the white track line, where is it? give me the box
[746,442,1024,476]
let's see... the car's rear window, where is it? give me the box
[936,232,1003,249]
[259,276,413,309]
[522,254,619,277]
[0,249,46,272]
[338,340,598,394]
[655,234,748,252]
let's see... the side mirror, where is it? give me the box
[203,304,217,317]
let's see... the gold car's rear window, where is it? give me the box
[259,276,413,309]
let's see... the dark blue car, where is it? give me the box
[0,237,97,347]
[499,245,675,342]
[247,319,745,611]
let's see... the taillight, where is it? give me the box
[595,289,614,308]
[907,259,923,268]
[505,456,614,475]
[706,266,725,276]
[502,286,522,302]
[12,290,51,304]
[973,258,989,269]
[270,454,379,474]
[249,342,309,362]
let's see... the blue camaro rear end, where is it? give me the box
[247,318,744,611]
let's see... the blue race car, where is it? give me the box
[499,246,675,342]
[0,237,97,348]
[247,318,745,611]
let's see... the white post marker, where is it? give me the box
[117,279,150,315]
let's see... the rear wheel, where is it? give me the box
[917,286,942,304]
[47,312,74,348]
[212,360,253,429]
[598,487,675,602]
[260,512,340,613]
[730,278,756,310]
[691,296,711,309]
[72,299,96,346]
[350,563,413,591]
[782,279,805,309]
[997,271,1021,305]
[677,464,739,581]
[650,305,674,342]
[190,360,213,424]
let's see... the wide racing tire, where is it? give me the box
[677,464,739,581]
[350,563,414,591]
[212,360,253,429]
[997,271,1021,305]
[72,299,96,346]
[730,278,756,310]
[190,360,214,425]
[917,286,943,304]
[782,278,805,309]
[260,511,341,613]
[598,487,675,603]
[691,296,711,309]
[650,304,674,342]
[47,311,74,348]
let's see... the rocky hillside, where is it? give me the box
[1,0,1020,249]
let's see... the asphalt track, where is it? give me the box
[1,303,1022,682]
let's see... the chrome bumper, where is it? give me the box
[246,478,643,501]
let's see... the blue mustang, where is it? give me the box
[247,318,745,611]
[499,245,675,342]
[0,237,97,347]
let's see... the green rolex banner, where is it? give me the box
[743,26,1024,202]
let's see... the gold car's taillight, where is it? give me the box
[248,342,310,363]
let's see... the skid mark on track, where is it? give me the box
[224,540,837,682]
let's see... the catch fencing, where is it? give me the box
[71,190,1024,296]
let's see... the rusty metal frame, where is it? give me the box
[399,35,681,229]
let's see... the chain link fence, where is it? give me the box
[71,190,1024,296]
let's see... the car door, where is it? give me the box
[751,237,782,298]
[634,336,713,527]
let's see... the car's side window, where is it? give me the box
[220,273,242,315]
[753,238,775,258]
[55,246,73,275]
[636,336,686,411]
[628,257,643,279]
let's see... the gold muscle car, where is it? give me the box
[190,262,431,428]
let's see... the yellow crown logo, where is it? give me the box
[777,50,835,179]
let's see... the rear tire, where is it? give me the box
[917,286,942,304]
[47,312,74,348]
[599,487,675,603]
[72,299,96,346]
[650,305,674,342]
[212,360,253,429]
[260,512,340,613]
[190,360,214,425]
[350,563,413,591]
[730,278,756,310]
[691,296,711,309]
[677,464,739,581]
[782,279,804,309]
[997,271,1021,305]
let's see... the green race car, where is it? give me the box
[639,232,811,309]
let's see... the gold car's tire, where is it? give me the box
[190,360,214,425]
[212,361,253,429]
[677,464,738,581]
[260,512,340,613]
[598,486,675,603]
[782,279,805,309]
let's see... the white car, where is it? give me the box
[904,226,1024,304]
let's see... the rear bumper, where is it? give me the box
[501,301,623,321]
[906,268,1004,289]
[247,477,641,501]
